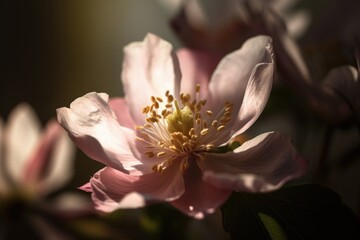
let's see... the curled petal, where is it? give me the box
[84,165,184,212]
[109,98,136,129]
[199,132,307,192]
[122,33,181,125]
[57,92,151,175]
[232,56,274,136]
[208,35,274,141]
[323,66,360,118]
[3,103,41,184]
[171,160,231,219]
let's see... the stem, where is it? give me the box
[317,126,334,178]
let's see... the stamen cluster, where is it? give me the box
[135,84,234,174]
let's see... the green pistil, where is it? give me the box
[166,101,194,135]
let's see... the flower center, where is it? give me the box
[135,84,233,174]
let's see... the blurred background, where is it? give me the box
[0,0,182,188]
[1,0,359,239]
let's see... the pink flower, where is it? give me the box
[0,103,74,200]
[57,33,306,219]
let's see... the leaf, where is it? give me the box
[221,184,360,240]
[259,213,287,240]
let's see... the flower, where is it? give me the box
[170,0,360,124]
[57,33,306,219]
[169,0,311,101]
[0,103,74,200]
[321,49,360,123]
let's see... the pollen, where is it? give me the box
[136,84,234,174]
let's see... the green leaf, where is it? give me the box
[221,184,360,240]
[259,213,287,240]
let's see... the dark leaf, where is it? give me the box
[221,184,360,240]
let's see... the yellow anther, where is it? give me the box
[196,84,201,93]
[200,128,209,135]
[206,110,213,116]
[167,95,174,103]
[206,144,215,151]
[217,125,225,131]
[157,152,166,157]
[169,145,178,151]
[211,120,218,127]
[142,106,150,113]
[188,128,195,136]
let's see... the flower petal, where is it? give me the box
[171,160,231,219]
[199,132,307,192]
[177,49,219,99]
[323,66,360,117]
[3,103,41,184]
[57,92,152,175]
[108,97,136,129]
[232,55,274,136]
[122,33,181,125]
[22,120,72,194]
[84,165,184,212]
[39,122,75,194]
[208,35,274,140]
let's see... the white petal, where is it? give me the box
[232,58,274,136]
[323,66,360,116]
[121,33,181,125]
[40,123,76,193]
[208,35,274,140]
[4,103,41,184]
[57,92,156,175]
[199,132,307,192]
[87,165,185,212]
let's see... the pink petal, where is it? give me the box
[22,121,66,189]
[3,103,41,184]
[171,160,231,219]
[57,92,156,175]
[39,122,75,194]
[231,55,274,136]
[323,66,360,116]
[266,10,311,87]
[199,132,307,193]
[84,165,185,212]
[108,97,136,129]
[177,49,219,99]
[121,33,181,125]
[207,35,274,141]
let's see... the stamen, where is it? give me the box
[137,85,234,175]
[200,128,209,135]
[195,84,200,93]
[157,152,166,157]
